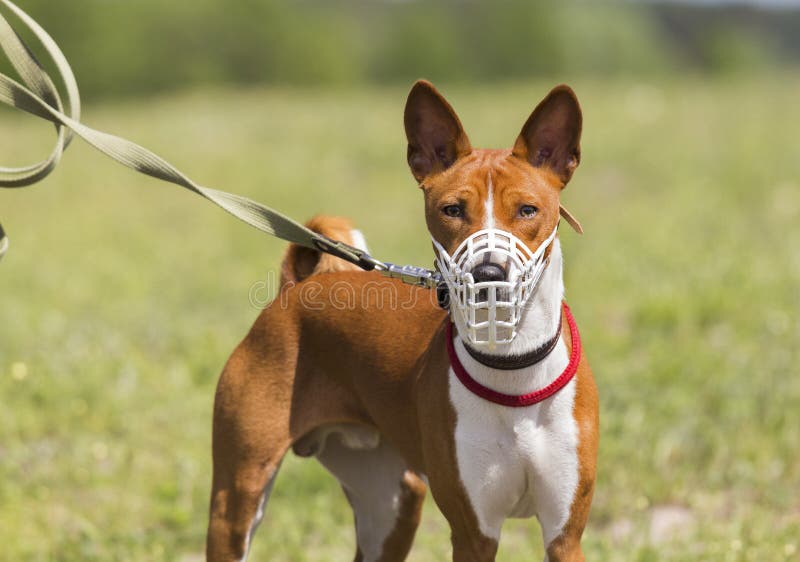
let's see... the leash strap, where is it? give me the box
[0,0,383,273]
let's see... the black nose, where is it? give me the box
[472,263,505,283]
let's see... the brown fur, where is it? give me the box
[206,81,597,562]
[545,317,599,562]
[279,214,365,286]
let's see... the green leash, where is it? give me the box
[0,0,441,287]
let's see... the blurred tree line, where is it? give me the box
[2,0,798,99]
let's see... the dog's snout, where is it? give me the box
[472,263,505,283]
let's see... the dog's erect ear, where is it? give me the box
[404,80,472,183]
[512,85,582,186]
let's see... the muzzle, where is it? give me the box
[432,225,558,350]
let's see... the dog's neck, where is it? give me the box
[451,238,569,395]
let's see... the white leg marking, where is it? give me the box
[238,464,281,562]
[316,429,408,562]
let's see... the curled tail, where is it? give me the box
[280,215,369,287]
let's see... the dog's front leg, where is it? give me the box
[426,471,499,562]
[540,359,598,562]
[418,383,499,560]
[449,527,500,562]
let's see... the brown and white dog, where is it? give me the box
[206,81,598,562]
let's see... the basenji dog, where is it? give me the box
[206,81,598,562]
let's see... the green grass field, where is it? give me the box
[2,77,799,561]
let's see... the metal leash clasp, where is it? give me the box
[313,236,442,291]
[379,262,442,289]
[349,252,447,307]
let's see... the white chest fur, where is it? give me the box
[447,240,580,546]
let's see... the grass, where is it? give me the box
[1,76,799,561]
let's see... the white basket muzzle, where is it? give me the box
[433,225,558,350]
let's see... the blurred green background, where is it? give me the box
[4,0,800,97]
[1,1,799,561]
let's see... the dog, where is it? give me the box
[206,81,598,562]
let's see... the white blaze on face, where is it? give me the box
[483,171,495,230]
[479,171,507,275]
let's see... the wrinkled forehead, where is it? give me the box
[424,149,562,208]
[425,150,564,258]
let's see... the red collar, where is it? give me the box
[445,302,581,407]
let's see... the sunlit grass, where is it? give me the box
[2,76,799,561]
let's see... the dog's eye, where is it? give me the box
[518,205,538,218]
[442,205,464,218]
